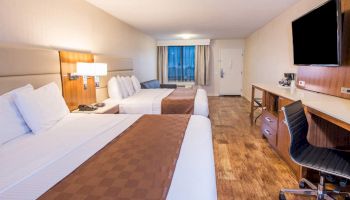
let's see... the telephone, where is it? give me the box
[94,102,105,107]
[78,104,97,111]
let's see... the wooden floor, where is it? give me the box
[210,96,311,200]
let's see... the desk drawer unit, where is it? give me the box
[261,122,277,147]
[262,110,278,131]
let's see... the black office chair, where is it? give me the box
[280,100,350,200]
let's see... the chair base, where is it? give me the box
[280,177,350,200]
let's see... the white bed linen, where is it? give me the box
[116,88,173,114]
[105,88,209,117]
[168,115,217,200]
[0,114,216,200]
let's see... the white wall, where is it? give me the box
[205,39,245,96]
[243,0,328,100]
[0,0,157,82]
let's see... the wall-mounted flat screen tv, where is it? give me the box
[292,0,342,66]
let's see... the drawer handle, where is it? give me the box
[264,129,271,135]
[265,117,272,123]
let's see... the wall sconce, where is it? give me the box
[76,62,108,89]
[68,73,79,80]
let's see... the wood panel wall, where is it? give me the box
[297,0,350,99]
[59,51,96,111]
[307,113,350,149]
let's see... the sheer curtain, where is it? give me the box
[182,46,195,81]
[157,46,168,83]
[195,45,210,85]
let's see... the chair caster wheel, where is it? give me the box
[340,178,348,187]
[279,191,286,200]
[299,181,306,188]
[325,174,335,183]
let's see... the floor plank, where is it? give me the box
[210,96,312,200]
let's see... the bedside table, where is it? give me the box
[72,103,119,114]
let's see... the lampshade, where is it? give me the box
[76,62,107,76]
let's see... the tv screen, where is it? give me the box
[292,0,342,66]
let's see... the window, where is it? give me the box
[168,46,195,82]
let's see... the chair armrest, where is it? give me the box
[160,84,177,89]
[140,83,148,89]
[141,80,161,89]
[331,145,350,152]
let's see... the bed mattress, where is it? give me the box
[0,113,216,200]
[104,88,209,117]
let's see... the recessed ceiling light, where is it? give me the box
[179,34,195,40]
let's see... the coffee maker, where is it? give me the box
[278,73,296,87]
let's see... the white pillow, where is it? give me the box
[0,84,33,144]
[117,76,129,98]
[121,76,132,96]
[14,82,69,134]
[107,77,123,100]
[124,76,135,96]
[131,75,141,93]
[128,77,136,94]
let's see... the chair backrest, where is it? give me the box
[282,100,310,162]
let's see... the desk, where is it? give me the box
[251,83,350,129]
[250,83,350,179]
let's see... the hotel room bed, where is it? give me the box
[104,88,209,117]
[0,113,216,200]
[0,45,215,200]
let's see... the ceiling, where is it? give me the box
[86,0,300,40]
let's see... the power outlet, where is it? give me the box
[341,87,350,94]
[298,80,305,87]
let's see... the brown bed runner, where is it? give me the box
[161,88,197,114]
[39,114,191,200]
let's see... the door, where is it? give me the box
[219,48,243,95]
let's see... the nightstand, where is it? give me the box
[72,102,119,114]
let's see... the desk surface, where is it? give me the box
[253,83,350,125]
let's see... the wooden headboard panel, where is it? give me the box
[0,45,61,95]
[297,0,350,99]
[94,54,134,102]
[59,51,96,111]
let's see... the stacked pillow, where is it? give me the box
[123,76,135,96]
[117,76,129,98]
[107,75,142,99]
[0,82,70,144]
[0,84,33,144]
[108,77,123,100]
[14,82,69,134]
[131,76,141,93]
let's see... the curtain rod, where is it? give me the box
[157,39,210,46]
